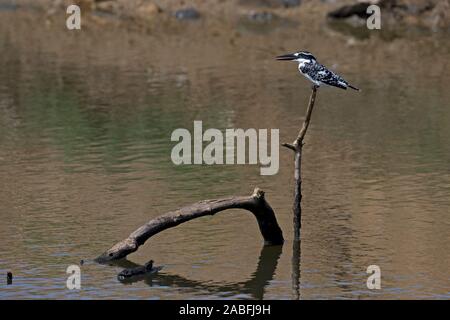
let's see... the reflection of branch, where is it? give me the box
[291,240,301,300]
[111,245,283,300]
[96,188,284,263]
[282,85,318,240]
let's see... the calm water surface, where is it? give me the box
[0,12,449,299]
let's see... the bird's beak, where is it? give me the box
[276,53,297,61]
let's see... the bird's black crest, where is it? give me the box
[298,51,316,60]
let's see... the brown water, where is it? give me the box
[0,11,449,299]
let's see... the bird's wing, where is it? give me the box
[314,64,348,89]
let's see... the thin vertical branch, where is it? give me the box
[282,85,318,240]
[296,86,318,144]
[291,239,301,300]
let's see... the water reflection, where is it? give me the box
[112,245,283,300]
[0,10,449,299]
[291,240,301,300]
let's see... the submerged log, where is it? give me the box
[95,188,284,263]
[117,260,162,281]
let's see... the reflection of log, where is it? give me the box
[112,245,283,299]
[282,85,318,240]
[96,188,284,263]
[244,245,283,299]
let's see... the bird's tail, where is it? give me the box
[348,84,360,91]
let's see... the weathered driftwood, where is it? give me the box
[282,85,318,240]
[96,188,284,263]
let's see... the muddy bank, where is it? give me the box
[6,0,450,32]
[328,0,450,31]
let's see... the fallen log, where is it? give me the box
[95,188,284,263]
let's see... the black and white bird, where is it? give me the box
[276,51,360,91]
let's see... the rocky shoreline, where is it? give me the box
[5,0,450,32]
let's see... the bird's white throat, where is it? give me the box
[297,58,312,68]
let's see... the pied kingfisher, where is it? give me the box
[276,51,360,91]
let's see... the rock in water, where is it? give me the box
[247,11,274,23]
[327,0,450,30]
[95,0,118,14]
[174,7,200,20]
[327,2,372,19]
[282,0,301,8]
[117,260,161,281]
[136,2,162,18]
[238,0,300,8]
